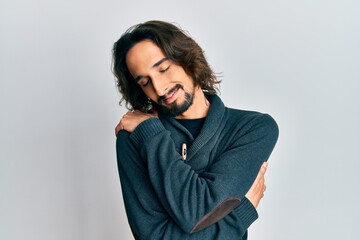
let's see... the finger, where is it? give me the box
[252,177,262,194]
[115,121,124,135]
[256,167,266,182]
[252,175,263,192]
[115,125,121,135]
[258,176,265,192]
[263,161,268,169]
[260,163,267,175]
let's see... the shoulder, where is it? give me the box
[225,107,276,124]
[116,130,131,145]
[224,107,279,140]
[116,130,137,157]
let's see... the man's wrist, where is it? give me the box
[233,197,259,231]
[129,118,165,148]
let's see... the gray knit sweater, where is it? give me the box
[116,95,279,240]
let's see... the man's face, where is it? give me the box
[126,40,195,116]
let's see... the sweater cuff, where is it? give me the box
[233,197,258,231]
[129,118,166,149]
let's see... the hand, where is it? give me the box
[115,110,158,135]
[245,161,268,208]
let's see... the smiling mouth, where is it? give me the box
[158,84,182,105]
[164,88,179,104]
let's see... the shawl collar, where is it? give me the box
[158,95,226,159]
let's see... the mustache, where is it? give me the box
[157,84,183,105]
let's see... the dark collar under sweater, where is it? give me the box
[158,94,226,158]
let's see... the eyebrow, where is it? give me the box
[134,57,169,82]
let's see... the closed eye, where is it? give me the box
[140,77,150,87]
[159,65,170,73]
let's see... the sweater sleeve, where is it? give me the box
[128,113,279,234]
[116,131,255,239]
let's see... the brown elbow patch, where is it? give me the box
[190,197,241,233]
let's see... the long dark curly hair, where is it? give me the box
[112,20,220,112]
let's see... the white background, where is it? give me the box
[1,0,359,239]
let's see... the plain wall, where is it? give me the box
[1,0,359,239]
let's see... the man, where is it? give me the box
[113,20,278,240]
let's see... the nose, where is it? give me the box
[151,75,168,96]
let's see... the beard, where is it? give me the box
[158,84,194,117]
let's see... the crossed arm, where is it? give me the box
[116,110,267,208]
[116,110,275,239]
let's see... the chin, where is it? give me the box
[163,92,193,116]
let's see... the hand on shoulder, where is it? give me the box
[115,110,158,135]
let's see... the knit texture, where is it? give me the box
[116,95,279,239]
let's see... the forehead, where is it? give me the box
[126,40,166,74]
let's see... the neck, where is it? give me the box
[175,87,210,120]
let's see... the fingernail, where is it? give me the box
[263,162,268,168]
